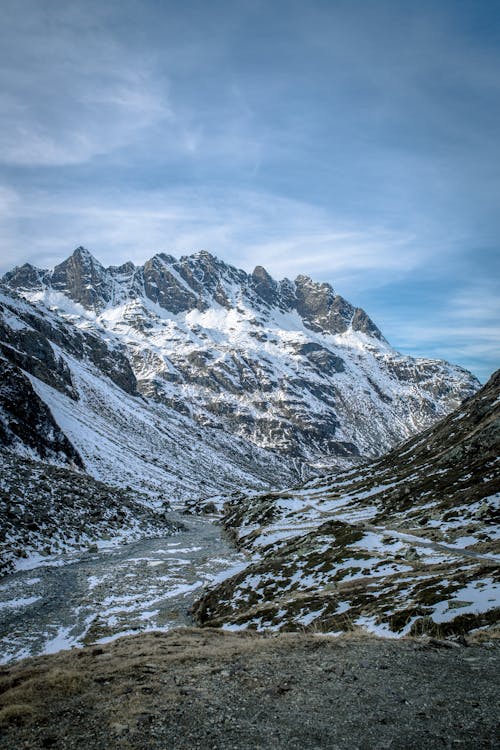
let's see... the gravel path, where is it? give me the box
[0,628,498,749]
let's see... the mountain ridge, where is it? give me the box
[4,246,384,341]
[1,247,479,480]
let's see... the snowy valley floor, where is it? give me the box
[0,514,245,664]
[0,627,498,750]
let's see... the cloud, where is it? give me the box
[0,1,171,166]
[379,286,499,382]
[0,0,498,382]
[0,185,422,282]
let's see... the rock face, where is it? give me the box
[2,247,479,476]
[192,370,500,637]
[0,286,137,398]
[0,360,82,467]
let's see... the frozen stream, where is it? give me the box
[0,514,246,664]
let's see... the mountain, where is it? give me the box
[192,370,500,637]
[0,285,296,503]
[2,247,478,486]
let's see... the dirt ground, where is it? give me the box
[0,627,498,750]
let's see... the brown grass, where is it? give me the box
[0,703,34,727]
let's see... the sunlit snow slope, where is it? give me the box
[0,286,296,501]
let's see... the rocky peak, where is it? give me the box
[108,261,136,276]
[294,274,382,338]
[0,250,397,343]
[2,263,49,292]
[190,249,219,264]
[142,254,201,314]
[51,247,112,312]
[294,275,350,334]
[351,307,383,340]
[177,251,228,293]
[252,265,278,306]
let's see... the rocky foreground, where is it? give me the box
[0,628,498,750]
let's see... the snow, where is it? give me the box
[0,253,488,645]
[356,532,404,553]
[432,579,500,623]
[42,626,76,655]
[355,616,402,639]
[0,595,41,611]
[11,249,477,481]
[452,536,482,548]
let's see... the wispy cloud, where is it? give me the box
[0,185,420,281]
[379,286,499,382]
[0,1,171,166]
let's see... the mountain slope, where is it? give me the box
[192,371,500,637]
[0,286,300,499]
[0,448,182,577]
[3,247,479,474]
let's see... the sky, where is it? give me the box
[0,0,498,381]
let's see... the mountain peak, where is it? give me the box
[51,247,109,310]
[252,265,278,305]
[1,262,48,291]
[72,245,96,259]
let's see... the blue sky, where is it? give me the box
[0,0,498,380]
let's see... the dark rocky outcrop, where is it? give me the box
[0,448,180,576]
[0,322,76,399]
[51,247,113,311]
[0,359,83,467]
[0,286,137,397]
[296,342,345,373]
[143,255,201,314]
[294,274,383,339]
[252,265,278,306]
[2,262,49,291]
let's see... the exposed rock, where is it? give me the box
[0,447,181,576]
[51,247,113,312]
[294,274,383,339]
[0,359,83,467]
[0,286,137,396]
[252,265,278,306]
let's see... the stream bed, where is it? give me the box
[0,513,246,664]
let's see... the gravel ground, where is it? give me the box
[0,627,498,749]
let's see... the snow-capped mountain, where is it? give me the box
[193,370,500,637]
[2,247,478,480]
[0,285,297,503]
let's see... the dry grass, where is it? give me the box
[0,625,498,731]
[0,703,34,727]
[0,627,498,750]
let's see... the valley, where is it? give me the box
[0,250,498,750]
